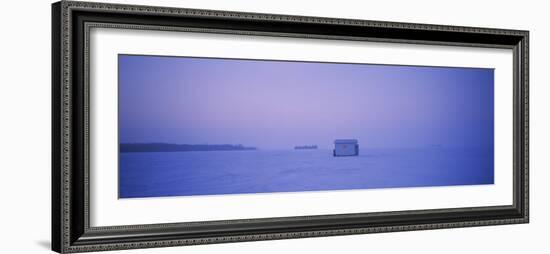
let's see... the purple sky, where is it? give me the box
[118,55,494,150]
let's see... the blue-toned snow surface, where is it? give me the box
[119,147,493,198]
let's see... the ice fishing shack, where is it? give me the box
[333,139,359,157]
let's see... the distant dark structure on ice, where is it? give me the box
[333,139,359,157]
[120,143,257,153]
[294,145,318,150]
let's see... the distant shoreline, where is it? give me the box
[120,143,257,153]
[294,145,318,150]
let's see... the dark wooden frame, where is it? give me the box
[52,1,529,253]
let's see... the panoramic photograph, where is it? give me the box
[118,54,494,199]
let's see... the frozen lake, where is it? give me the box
[119,148,493,198]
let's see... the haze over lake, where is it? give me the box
[118,55,494,198]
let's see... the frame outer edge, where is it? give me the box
[65,0,527,36]
[60,0,73,253]
[52,1,62,253]
[523,31,529,223]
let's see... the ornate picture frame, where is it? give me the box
[52,1,529,253]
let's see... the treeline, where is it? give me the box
[120,143,257,153]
